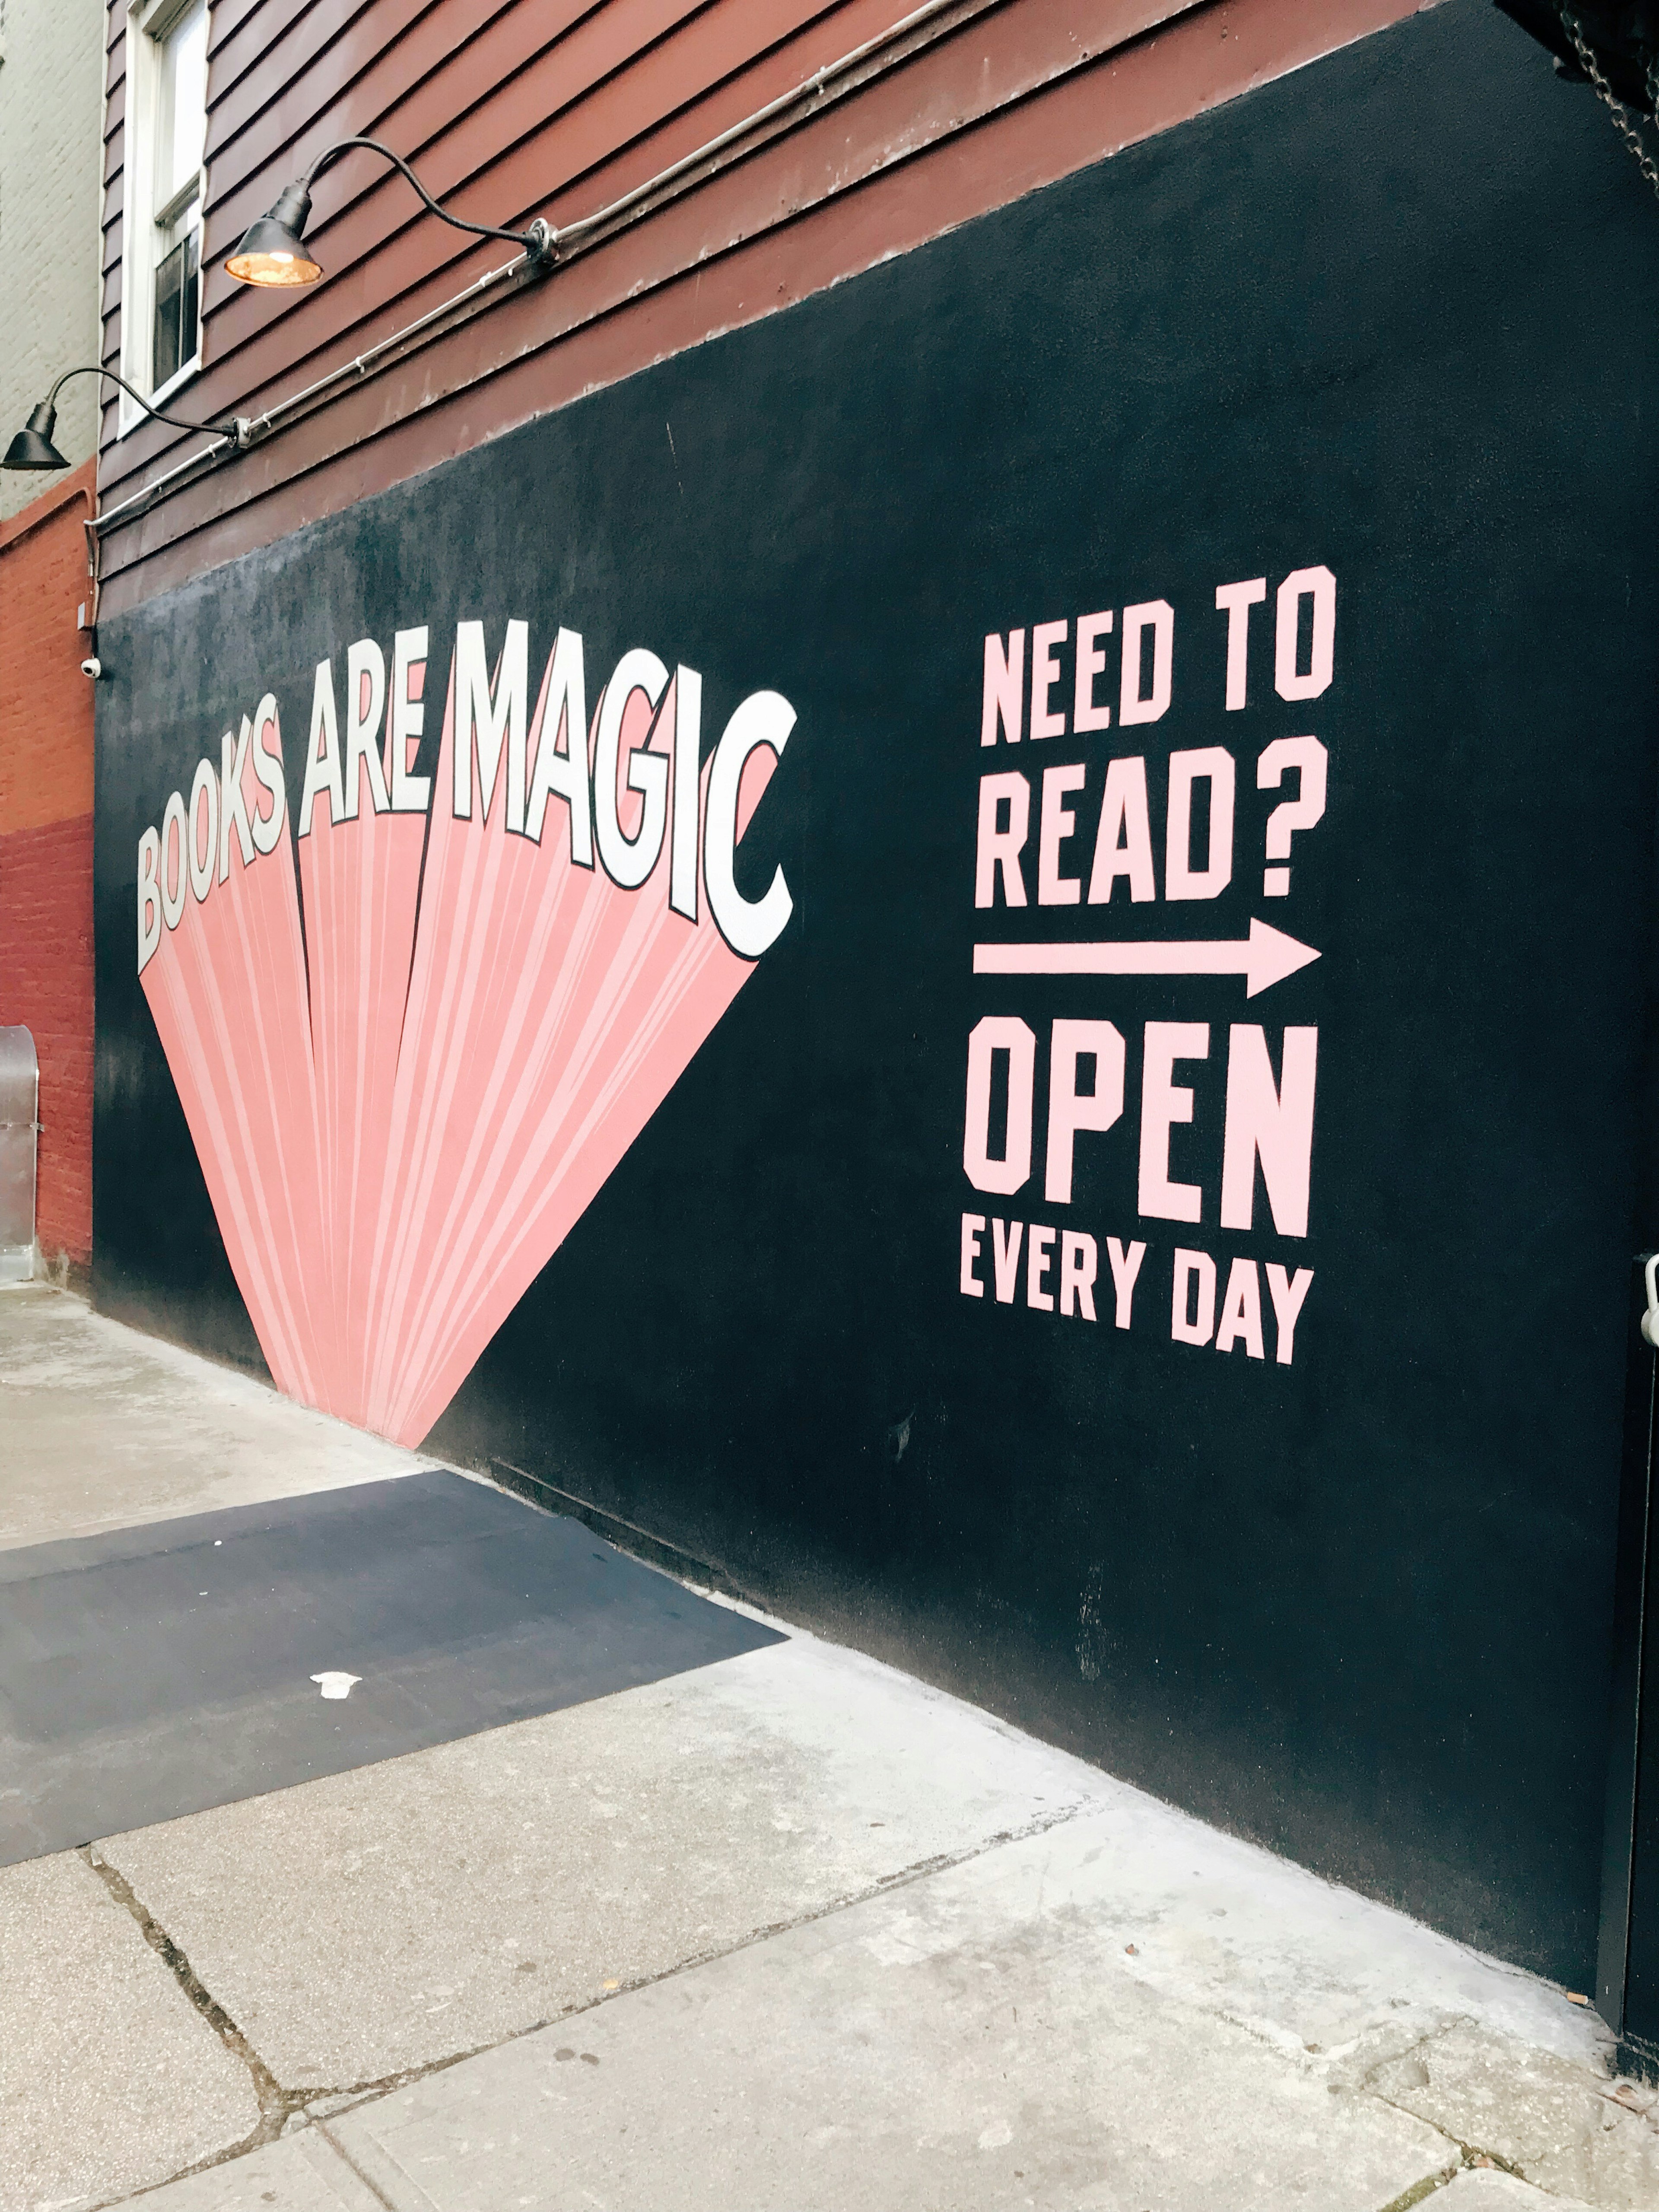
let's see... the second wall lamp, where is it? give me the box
[6,142,556,470]
[226,136,556,288]
[2,365,248,472]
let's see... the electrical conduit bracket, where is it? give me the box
[523,218,559,270]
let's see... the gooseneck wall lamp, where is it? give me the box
[3,141,552,470]
[2,365,249,472]
[225,136,556,287]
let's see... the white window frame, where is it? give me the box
[119,0,209,432]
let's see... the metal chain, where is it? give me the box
[1560,10,1659,202]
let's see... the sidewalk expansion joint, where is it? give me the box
[289,1797,1107,2127]
[311,2119,403,2211]
[76,1799,1104,2203]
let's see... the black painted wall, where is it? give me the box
[94,0,1659,1982]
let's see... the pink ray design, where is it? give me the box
[295,665,426,1420]
[139,702,332,1407]
[140,635,784,1448]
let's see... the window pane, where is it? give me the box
[152,226,199,389]
[156,2,208,208]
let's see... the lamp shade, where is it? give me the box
[226,183,321,286]
[2,402,68,471]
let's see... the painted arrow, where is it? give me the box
[972,917,1320,998]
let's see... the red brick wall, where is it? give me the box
[0,463,95,1273]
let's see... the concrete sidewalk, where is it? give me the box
[1,1286,1655,2212]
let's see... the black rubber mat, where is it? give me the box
[0,1469,783,1864]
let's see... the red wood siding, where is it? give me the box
[97,0,1433,615]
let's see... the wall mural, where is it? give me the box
[96,0,1659,1984]
[133,626,792,1442]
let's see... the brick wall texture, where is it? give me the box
[0,466,96,1270]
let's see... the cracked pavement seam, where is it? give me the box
[288,1799,1109,2129]
[1370,2088,1535,2190]
[1361,2019,1545,2195]
[1373,2166,1461,2212]
[76,1799,1100,2202]
[78,1844,305,2196]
